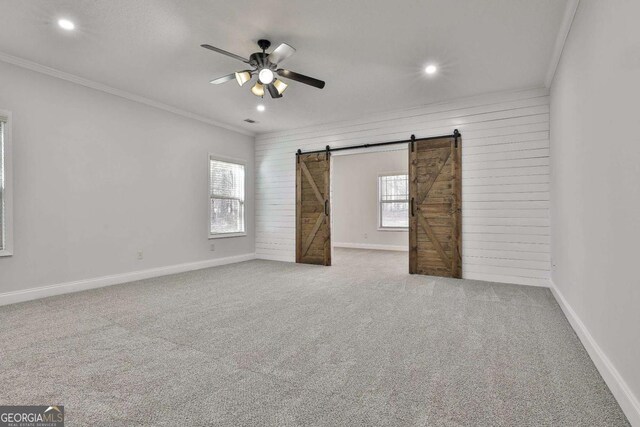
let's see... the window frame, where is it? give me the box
[377,172,409,231]
[208,154,247,239]
[0,110,13,257]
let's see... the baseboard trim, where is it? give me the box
[550,280,640,426]
[255,253,295,263]
[0,253,256,307]
[333,242,408,252]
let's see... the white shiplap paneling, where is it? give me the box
[255,88,550,286]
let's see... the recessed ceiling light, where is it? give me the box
[58,19,75,31]
[425,64,438,75]
[256,104,265,112]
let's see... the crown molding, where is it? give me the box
[0,51,255,137]
[257,86,549,140]
[545,0,580,89]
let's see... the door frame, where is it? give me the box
[328,146,410,261]
[294,130,460,269]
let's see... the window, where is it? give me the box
[378,174,409,229]
[209,156,246,238]
[0,112,12,256]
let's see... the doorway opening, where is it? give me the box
[330,147,409,269]
[295,131,461,278]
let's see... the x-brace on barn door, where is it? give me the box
[409,135,462,277]
[296,152,331,265]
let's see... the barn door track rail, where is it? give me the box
[295,129,460,155]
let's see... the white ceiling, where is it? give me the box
[0,0,568,134]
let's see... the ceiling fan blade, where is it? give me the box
[267,83,283,98]
[268,43,296,64]
[201,44,249,63]
[277,69,325,89]
[209,73,236,84]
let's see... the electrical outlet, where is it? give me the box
[137,250,144,260]
[210,243,216,252]
[364,233,368,240]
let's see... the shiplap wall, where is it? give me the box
[255,88,550,286]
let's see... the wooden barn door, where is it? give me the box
[296,152,331,265]
[409,136,462,277]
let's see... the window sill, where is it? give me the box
[209,232,247,240]
[377,227,409,232]
[0,249,14,257]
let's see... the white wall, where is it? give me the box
[332,149,408,251]
[0,60,255,297]
[256,88,551,286]
[550,1,640,423]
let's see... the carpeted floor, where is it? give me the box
[0,249,629,426]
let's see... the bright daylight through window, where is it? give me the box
[209,157,245,237]
[379,174,409,229]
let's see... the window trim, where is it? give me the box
[377,172,409,231]
[0,110,13,257]
[208,154,247,239]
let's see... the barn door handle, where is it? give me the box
[411,197,415,217]
[324,200,329,216]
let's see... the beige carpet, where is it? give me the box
[0,249,629,426]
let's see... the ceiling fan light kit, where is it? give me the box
[273,79,288,95]
[235,70,252,86]
[202,39,325,99]
[251,82,265,97]
[258,68,274,84]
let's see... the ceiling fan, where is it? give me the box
[201,39,326,98]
